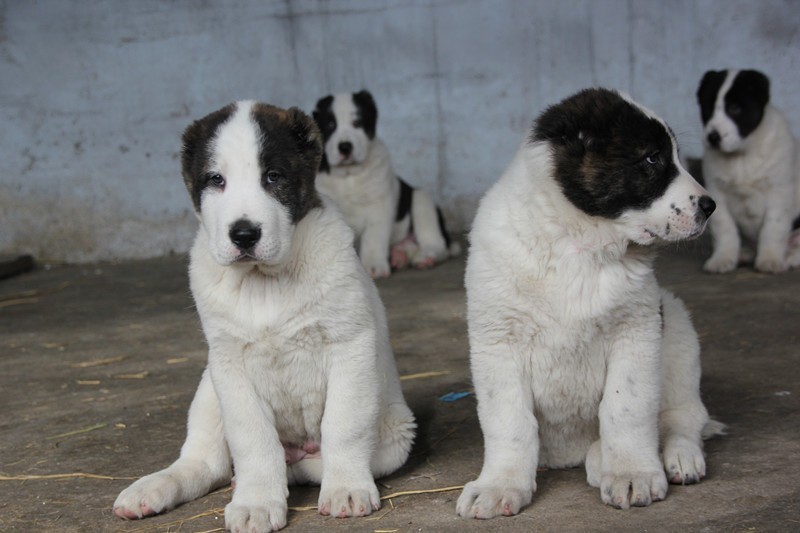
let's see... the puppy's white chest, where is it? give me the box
[242,339,328,444]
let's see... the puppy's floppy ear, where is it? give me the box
[738,69,770,107]
[531,98,594,152]
[353,89,378,138]
[312,94,334,124]
[285,107,323,164]
[695,70,728,104]
[314,94,334,112]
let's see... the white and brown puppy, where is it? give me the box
[113,102,415,532]
[313,90,460,278]
[698,69,800,273]
[457,89,723,519]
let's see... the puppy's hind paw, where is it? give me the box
[663,438,706,485]
[113,472,181,519]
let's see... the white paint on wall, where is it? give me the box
[1,0,798,262]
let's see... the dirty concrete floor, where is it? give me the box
[1,238,799,532]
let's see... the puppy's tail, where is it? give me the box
[701,418,727,440]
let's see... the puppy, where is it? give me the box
[313,90,460,278]
[697,69,800,273]
[457,88,723,519]
[113,102,415,532]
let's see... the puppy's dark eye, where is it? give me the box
[206,173,225,188]
[727,103,742,116]
[265,170,282,184]
[326,121,336,131]
[645,152,660,165]
[353,119,363,128]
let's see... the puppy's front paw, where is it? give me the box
[704,253,738,273]
[363,259,391,279]
[113,472,180,519]
[663,438,706,485]
[456,480,533,519]
[755,252,787,273]
[225,500,287,533]
[600,470,667,509]
[318,479,380,518]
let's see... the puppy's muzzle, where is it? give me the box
[229,219,261,251]
[706,130,721,149]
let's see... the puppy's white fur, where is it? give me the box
[457,116,720,517]
[316,94,459,277]
[702,71,800,273]
[113,102,415,532]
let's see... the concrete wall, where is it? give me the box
[2,0,799,262]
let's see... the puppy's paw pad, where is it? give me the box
[225,501,287,533]
[600,471,667,509]
[456,481,532,519]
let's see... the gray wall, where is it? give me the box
[2,0,799,262]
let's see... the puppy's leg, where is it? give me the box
[704,193,741,273]
[457,343,537,519]
[317,335,383,518]
[371,402,416,478]
[113,368,231,519]
[207,355,289,533]
[754,182,793,273]
[597,312,667,509]
[359,216,393,278]
[409,190,449,269]
[659,292,724,484]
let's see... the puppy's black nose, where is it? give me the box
[229,220,261,250]
[338,142,353,156]
[698,195,716,218]
[707,130,721,148]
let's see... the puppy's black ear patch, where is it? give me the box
[181,103,236,211]
[314,94,334,113]
[353,89,378,138]
[736,69,770,107]
[696,70,727,125]
[312,95,335,173]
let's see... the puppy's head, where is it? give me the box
[697,69,770,153]
[532,88,715,245]
[181,101,322,266]
[313,90,377,172]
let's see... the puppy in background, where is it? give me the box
[313,90,460,278]
[697,69,800,273]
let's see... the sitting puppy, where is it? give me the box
[697,69,800,273]
[313,90,460,278]
[457,88,723,519]
[113,102,415,532]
